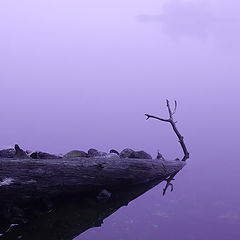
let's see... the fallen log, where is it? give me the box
[0,157,185,235]
[0,157,184,199]
[0,100,189,238]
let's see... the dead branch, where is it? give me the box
[145,99,189,162]
[145,100,189,195]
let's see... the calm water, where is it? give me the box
[75,157,240,240]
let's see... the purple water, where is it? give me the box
[0,1,239,239]
[75,159,240,240]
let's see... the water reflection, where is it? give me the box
[1,171,182,240]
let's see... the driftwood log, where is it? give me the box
[0,100,189,238]
[0,157,185,239]
[0,157,185,204]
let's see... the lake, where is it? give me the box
[75,156,240,240]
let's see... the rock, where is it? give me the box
[133,151,152,159]
[156,151,165,160]
[26,150,32,155]
[109,149,119,155]
[105,153,120,159]
[0,148,15,158]
[14,144,30,159]
[30,152,60,159]
[63,150,88,158]
[88,148,107,158]
[98,151,107,157]
[97,189,111,202]
[87,148,98,157]
[119,148,135,158]
[120,148,152,159]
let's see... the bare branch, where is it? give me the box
[145,114,169,122]
[145,100,189,162]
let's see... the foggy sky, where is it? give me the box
[0,0,239,162]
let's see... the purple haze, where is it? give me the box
[0,1,239,239]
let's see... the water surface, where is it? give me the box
[75,157,240,240]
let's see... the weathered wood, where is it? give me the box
[0,156,185,235]
[0,157,185,200]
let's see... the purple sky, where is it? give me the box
[0,0,239,163]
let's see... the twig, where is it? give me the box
[162,171,179,195]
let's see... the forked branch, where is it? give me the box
[145,100,189,162]
[145,100,189,195]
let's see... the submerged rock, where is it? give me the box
[97,189,112,202]
[30,152,60,159]
[64,150,88,158]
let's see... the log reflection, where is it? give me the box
[0,171,182,240]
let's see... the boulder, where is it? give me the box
[0,148,15,158]
[63,150,88,158]
[109,149,119,155]
[30,152,60,159]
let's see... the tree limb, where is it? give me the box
[145,99,189,162]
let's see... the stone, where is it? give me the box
[87,148,99,157]
[120,148,152,159]
[88,148,107,158]
[133,151,152,159]
[14,144,30,159]
[63,150,88,158]
[25,150,32,155]
[119,148,135,158]
[156,151,165,160]
[109,149,119,155]
[30,151,60,159]
[105,153,120,159]
[0,149,15,158]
